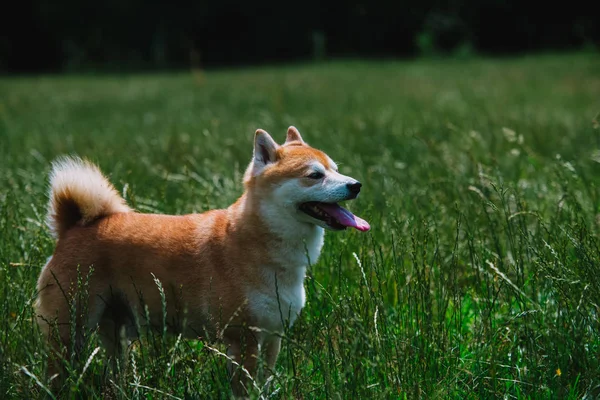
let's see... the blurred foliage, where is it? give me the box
[0,0,598,73]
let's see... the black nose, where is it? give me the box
[347,181,362,195]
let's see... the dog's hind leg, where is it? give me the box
[34,262,107,393]
[98,316,127,375]
[97,289,137,377]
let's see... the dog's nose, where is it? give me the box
[347,182,362,195]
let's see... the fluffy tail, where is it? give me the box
[46,156,131,239]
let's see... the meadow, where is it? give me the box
[1,52,599,399]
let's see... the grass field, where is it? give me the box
[1,52,600,399]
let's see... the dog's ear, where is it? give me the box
[252,129,279,169]
[285,126,305,144]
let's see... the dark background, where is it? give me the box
[1,0,598,74]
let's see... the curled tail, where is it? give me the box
[47,156,131,239]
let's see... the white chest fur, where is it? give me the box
[247,225,324,333]
[247,266,307,333]
[249,201,326,333]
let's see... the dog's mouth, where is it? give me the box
[299,202,370,232]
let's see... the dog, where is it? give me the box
[34,126,370,397]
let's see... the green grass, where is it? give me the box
[1,52,600,399]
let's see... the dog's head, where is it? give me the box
[243,126,370,232]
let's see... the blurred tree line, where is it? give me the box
[1,0,597,73]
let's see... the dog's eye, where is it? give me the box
[308,172,324,179]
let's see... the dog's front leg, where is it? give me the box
[264,336,281,373]
[259,335,281,393]
[225,332,259,398]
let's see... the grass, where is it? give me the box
[1,51,600,399]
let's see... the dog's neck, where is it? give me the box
[229,192,325,269]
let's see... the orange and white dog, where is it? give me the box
[35,126,370,396]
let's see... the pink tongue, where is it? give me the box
[318,203,370,232]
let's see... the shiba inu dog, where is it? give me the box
[34,126,370,397]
